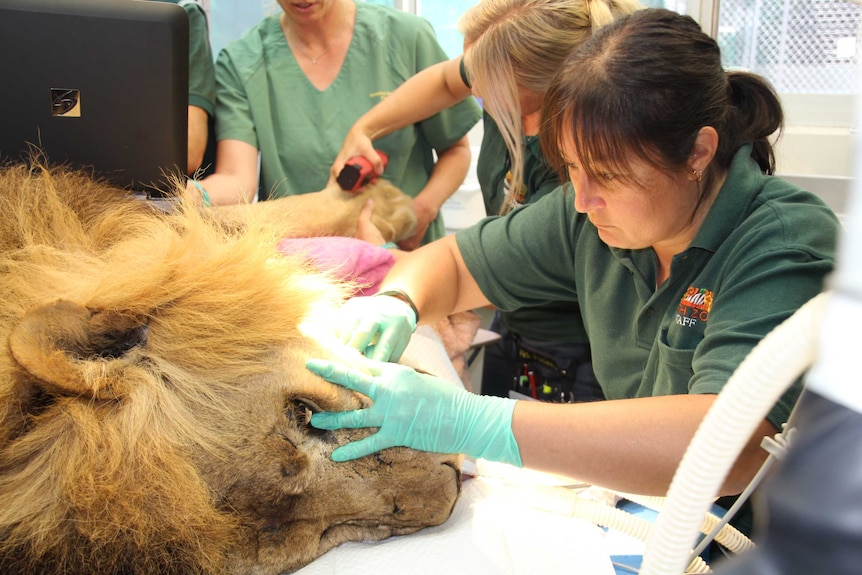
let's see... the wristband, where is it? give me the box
[380,241,399,250]
[377,289,420,326]
[189,178,212,207]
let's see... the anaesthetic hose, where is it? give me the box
[639,292,828,575]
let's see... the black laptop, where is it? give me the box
[0,0,189,197]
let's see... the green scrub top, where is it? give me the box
[154,0,216,115]
[457,145,839,429]
[215,3,482,243]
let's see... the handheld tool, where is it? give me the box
[336,151,389,192]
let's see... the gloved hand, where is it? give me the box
[335,293,417,362]
[308,358,523,466]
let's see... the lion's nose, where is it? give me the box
[444,460,463,493]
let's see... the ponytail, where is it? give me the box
[721,72,783,174]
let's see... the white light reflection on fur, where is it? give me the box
[287,262,367,367]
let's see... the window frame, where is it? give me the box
[409,0,855,179]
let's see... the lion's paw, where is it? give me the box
[362,180,418,242]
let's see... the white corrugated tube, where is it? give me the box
[619,492,754,555]
[639,291,829,575]
[515,483,713,573]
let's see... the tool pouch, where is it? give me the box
[509,335,604,404]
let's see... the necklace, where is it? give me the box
[281,3,352,65]
[300,45,331,65]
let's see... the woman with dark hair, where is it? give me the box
[308,9,839,533]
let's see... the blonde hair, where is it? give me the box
[459,0,641,214]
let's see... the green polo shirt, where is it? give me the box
[458,59,586,343]
[475,116,586,343]
[457,145,838,428]
[215,4,481,243]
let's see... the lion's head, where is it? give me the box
[0,164,461,575]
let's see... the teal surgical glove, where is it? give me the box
[335,292,417,362]
[308,358,523,466]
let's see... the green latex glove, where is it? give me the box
[335,294,417,362]
[308,358,523,466]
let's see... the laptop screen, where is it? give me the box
[0,0,189,197]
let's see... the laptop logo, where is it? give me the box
[51,88,81,117]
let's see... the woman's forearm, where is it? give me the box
[332,58,473,184]
[194,139,260,205]
[379,235,489,324]
[398,136,473,250]
[357,58,471,141]
[512,394,776,496]
[186,105,210,175]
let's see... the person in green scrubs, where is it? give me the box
[193,0,481,247]
[308,9,839,533]
[333,0,641,403]
[152,0,216,175]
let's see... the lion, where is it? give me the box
[0,164,462,575]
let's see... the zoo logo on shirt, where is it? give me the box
[369,91,392,102]
[676,286,714,328]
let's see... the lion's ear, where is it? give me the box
[9,300,148,399]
